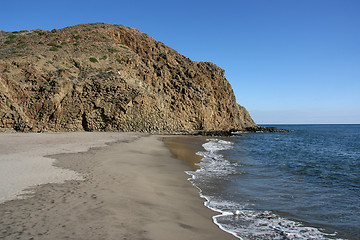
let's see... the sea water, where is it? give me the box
[187,125,360,240]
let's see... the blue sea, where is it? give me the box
[187,124,360,240]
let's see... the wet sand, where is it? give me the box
[0,134,235,240]
[163,136,207,169]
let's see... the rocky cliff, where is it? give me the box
[0,23,257,133]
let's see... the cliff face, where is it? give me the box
[0,23,257,132]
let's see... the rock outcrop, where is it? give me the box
[0,23,257,133]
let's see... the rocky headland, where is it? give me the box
[0,23,266,133]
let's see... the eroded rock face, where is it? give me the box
[0,23,257,132]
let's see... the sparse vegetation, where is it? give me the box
[74,35,82,40]
[17,41,28,48]
[4,39,16,44]
[101,55,107,60]
[89,57,98,63]
[108,48,120,53]
[47,42,62,50]
[49,46,59,51]
[33,30,46,35]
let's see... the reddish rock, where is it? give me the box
[0,23,257,132]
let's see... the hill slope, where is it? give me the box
[0,23,257,132]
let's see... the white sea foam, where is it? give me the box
[194,139,236,176]
[202,139,234,152]
[186,138,341,240]
[212,207,339,240]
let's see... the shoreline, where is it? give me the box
[162,135,207,169]
[164,136,245,240]
[0,133,235,240]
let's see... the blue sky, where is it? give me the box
[1,0,359,124]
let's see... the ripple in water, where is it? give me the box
[187,125,360,239]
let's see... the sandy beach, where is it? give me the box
[0,133,235,240]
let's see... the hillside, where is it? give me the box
[0,23,257,133]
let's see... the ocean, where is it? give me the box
[187,124,360,240]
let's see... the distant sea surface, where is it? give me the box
[187,124,360,240]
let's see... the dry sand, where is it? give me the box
[0,132,141,203]
[0,133,235,240]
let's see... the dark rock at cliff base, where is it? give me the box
[243,126,290,133]
[0,23,258,133]
[178,126,289,136]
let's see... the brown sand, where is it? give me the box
[0,134,235,240]
[163,136,207,169]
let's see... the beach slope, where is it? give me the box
[0,134,235,240]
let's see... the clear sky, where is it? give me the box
[1,0,359,124]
